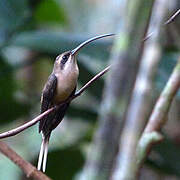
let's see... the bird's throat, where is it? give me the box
[53,66,79,104]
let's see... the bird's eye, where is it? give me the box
[61,54,69,64]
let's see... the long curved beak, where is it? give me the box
[71,33,115,55]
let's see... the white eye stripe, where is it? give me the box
[56,55,60,61]
[60,53,71,69]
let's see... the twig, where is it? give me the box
[144,58,180,133]
[0,108,54,139]
[136,131,163,167]
[143,8,180,41]
[0,141,51,180]
[74,65,111,97]
[136,57,180,167]
[0,65,111,139]
[164,8,180,25]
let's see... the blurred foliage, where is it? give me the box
[0,0,31,47]
[0,56,30,124]
[34,0,67,25]
[10,31,112,59]
[0,0,179,179]
[147,136,180,177]
[156,52,180,97]
[45,147,84,180]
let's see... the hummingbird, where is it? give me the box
[37,33,115,172]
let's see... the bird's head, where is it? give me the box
[53,33,115,73]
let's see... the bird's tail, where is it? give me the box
[37,134,50,172]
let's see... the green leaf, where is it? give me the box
[34,0,67,24]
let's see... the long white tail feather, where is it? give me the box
[37,134,49,172]
[37,137,45,171]
[43,141,49,172]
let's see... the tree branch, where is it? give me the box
[0,108,54,139]
[79,0,155,179]
[112,0,168,179]
[136,57,180,169]
[0,141,51,180]
[0,65,111,139]
[144,58,180,133]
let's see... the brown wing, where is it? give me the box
[41,87,76,138]
[39,73,57,133]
